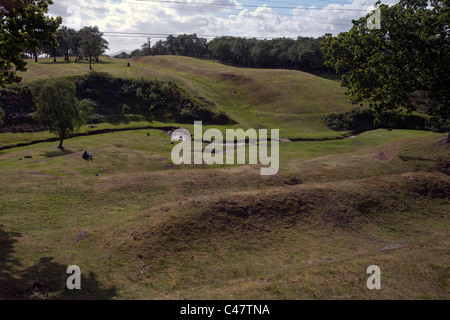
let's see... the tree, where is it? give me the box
[321,0,449,141]
[114,52,130,59]
[141,37,152,56]
[33,79,93,149]
[0,0,61,87]
[42,37,62,63]
[79,26,109,69]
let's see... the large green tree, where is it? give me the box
[79,26,109,69]
[33,79,93,149]
[321,0,449,140]
[0,0,61,87]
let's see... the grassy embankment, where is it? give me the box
[0,56,448,299]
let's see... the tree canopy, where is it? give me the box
[33,79,93,149]
[79,26,109,69]
[321,0,449,133]
[0,0,61,86]
[121,34,331,73]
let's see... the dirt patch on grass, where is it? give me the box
[218,73,253,84]
[371,148,398,161]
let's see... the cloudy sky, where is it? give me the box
[48,0,398,55]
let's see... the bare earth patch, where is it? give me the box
[371,148,399,161]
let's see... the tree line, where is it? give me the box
[24,26,109,69]
[119,34,332,73]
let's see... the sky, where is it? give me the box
[47,0,399,55]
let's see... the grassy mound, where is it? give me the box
[0,128,448,299]
[16,56,356,139]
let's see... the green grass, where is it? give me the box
[0,127,448,299]
[1,56,449,300]
[17,56,354,139]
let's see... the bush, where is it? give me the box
[87,113,106,124]
[325,108,449,133]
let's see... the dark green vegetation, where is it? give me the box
[325,107,450,134]
[121,34,330,73]
[75,73,232,125]
[0,72,233,135]
[25,25,109,67]
[0,0,61,86]
[322,0,449,137]
[33,79,93,149]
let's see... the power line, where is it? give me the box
[106,1,359,24]
[102,30,347,39]
[118,0,373,11]
[258,0,354,5]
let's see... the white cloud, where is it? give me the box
[48,0,399,54]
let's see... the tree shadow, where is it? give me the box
[315,72,343,81]
[0,225,117,300]
[104,114,154,125]
[39,59,113,65]
[40,149,74,158]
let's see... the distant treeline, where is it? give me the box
[23,26,109,67]
[116,34,332,73]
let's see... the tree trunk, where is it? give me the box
[58,138,64,149]
[447,130,450,143]
[89,57,92,69]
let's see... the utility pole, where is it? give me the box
[147,37,151,55]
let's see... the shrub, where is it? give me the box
[87,113,105,124]
[325,108,449,133]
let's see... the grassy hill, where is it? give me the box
[16,55,355,139]
[0,55,449,300]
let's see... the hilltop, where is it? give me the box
[15,55,354,139]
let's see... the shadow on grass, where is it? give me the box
[104,114,154,125]
[315,73,343,82]
[0,226,117,300]
[41,149,74,158]
[38,59,113,65]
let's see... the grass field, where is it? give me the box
[0,56,449,300]
[17,56,354,140]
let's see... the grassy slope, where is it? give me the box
[0,56,448,300]
[0,128,448,299]
[17,56,354,139]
